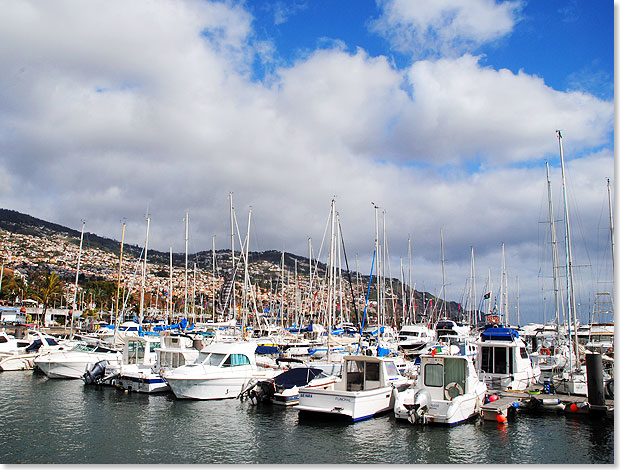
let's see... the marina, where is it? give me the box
[0,0,614,466]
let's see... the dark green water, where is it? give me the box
[0,371,613,464]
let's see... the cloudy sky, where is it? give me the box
[0,0,614,324]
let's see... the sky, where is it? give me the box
[0,0,615,325]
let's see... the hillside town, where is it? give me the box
[0,222,444,330]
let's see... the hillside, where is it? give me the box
[0,208,463,319]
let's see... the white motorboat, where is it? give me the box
[398,324,435,355]
[394,352,487,425]
[476,327,540,391]
[296,355,409,422]
[34,342,122,379]
[163,341,277,400]
[0,332,71,371]
[113,333,201,393]
[0,331,31,358]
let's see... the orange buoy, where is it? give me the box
[489,394,499,402]
[569,403,578,412]
[496,414,507,423]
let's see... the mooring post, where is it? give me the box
[585,352,606,415]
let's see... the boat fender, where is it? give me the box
[444,382,464,401]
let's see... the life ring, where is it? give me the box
[539,348,551,356]
[444,382,464,401]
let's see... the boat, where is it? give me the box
[393,352,487,425]
[240,364,341,406]
[0,331,31,358]
[296,355,409,422]
[0,331,71,371]
[112,333,202,393]
[85,335,165,392]
[163,341,277,400]
[397,324,435,355]
[476,327,540,391]
[34,342,122,379]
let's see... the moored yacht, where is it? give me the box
[163,341,277,400]
[34,342,122,379]
[476,327,540,391]
[394,352,487,425]
[296,355,409,422]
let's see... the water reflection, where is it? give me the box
[0,371,614,464]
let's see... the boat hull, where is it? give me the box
[166,375,265,400]
[296,386,394,422]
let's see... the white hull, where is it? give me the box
[297,386,394,421]
[167,374,271,400]
[394,387,485,425]
[35,353,122,379]
[116,370,170,393]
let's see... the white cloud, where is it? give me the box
[0,0,613,325]
[371,0,522,58]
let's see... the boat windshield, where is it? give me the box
[197,352,226,366]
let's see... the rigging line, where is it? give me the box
[336,212,360,327]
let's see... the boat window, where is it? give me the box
[0,336,7,344]
[520,347,528,359]
[424,363,443,387]
[46,338,59,346]
[127,341,145,364]
[480,347,492,373]
[384,361,399,377]
[346,360,365,391]
[366,362,380,381]
[494,347,507,374]
[222,354,251,367]
[199,352,226,366]
[149,341,161,352]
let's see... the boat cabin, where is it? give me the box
[477,327,538,391]
[339,355,403,392]
[418,354,475,401]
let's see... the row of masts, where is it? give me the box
[66,133,611,340]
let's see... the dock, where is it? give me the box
[481,387,614,421]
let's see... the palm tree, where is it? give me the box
[32,270,64,326]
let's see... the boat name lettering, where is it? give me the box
[335,397,352,402]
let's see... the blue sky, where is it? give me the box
[0,0,614,324]
[247,0,613,100]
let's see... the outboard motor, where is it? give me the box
[408,389,432,424]
[83,360,109,385]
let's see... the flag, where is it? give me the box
[483,292,491,299]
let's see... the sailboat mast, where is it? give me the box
[440,228,447,319]
[184,211,189,318]
[212,235,216,322]
[557,130,580,370]
[115,222,126,329]
[139,214,150,327]
[229,193,235,318]
[169,247,173,323]
[607,177,614,277]
[501,243,508,326]
[546,162,562,341]
[70,220,85,339]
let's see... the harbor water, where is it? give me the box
[0,371,613,464]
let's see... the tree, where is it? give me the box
[32,270,64,326]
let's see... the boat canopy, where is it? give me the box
[481,327,519,342]
[274,368,324,389]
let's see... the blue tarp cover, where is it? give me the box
[481,327,519,341]
[274,367,323,389]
